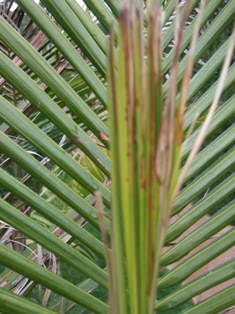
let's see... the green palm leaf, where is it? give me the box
[0,1,234,313]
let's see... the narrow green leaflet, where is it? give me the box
[0,289,56,314]
[157,259,235,310]
[0,168,105,258]
[0,198,108,288]
[0,246,108,314]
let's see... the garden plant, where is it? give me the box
[0,0,235,313]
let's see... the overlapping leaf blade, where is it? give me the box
[0,0,234,313]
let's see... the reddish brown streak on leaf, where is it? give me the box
[74,136,82,143]
[98,131,110,142]
[141,155,146,188]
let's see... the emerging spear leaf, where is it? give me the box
[108,1,235,313]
